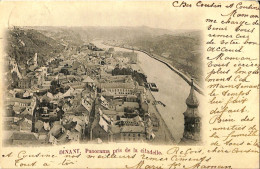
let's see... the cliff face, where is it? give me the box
[6,27,65,68]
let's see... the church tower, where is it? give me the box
[183,78,201,141]
[34,53,38,67]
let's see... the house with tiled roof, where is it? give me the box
[17,77,32,89]
[115,102,139,112]
[67,130,81,142]
[18,118,32,132]
[49,121,65,139]
[100,82,135,97]
[91,110,111,142]
[119,125,146,142]
[100,95,109,109]
[82,75,94,83]
[11,97,33,108]
[10,132,38,145]
[74,98,92,116]
[116,116,144,127]
[20,107,33,116]
[35,120,44,132]
[102,110,124,121]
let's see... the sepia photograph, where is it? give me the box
[3,25,204,146]
[0,0,208,148]
[0,1,259,169]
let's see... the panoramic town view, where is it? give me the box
[3,26,203,146]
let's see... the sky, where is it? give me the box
[0,1,203,31]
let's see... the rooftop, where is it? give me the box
[10,132,38,141]
[120,126,145,133]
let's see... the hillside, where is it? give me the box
[6,26,203,86]
[26,26,84,46]
[55,26,175,42]
[110,31,203,86]
[6,27,65,68]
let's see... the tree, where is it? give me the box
[11,72,19,88]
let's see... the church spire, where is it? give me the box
[185,78,199,108]
[182,78,201,142]
[34,53,38,67]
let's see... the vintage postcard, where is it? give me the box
[0,1,259,169]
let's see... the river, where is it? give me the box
[93,41,204,143]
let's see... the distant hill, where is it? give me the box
[127,34,201,56]
[36,26,175,42]
[25,26,84,46]
[71,26,173,41]
[114,31,203,86]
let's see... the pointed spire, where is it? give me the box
[182,78,201,142]
[186,78,199,108]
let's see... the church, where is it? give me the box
[181,78,201,144]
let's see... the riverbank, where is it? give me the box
[93,41,176,143]
[146,89,176,144]
[103,42,204,95]
[94,40,204,143]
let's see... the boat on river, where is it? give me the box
[149,83,159,92]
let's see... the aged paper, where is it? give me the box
[0,1,259,169]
